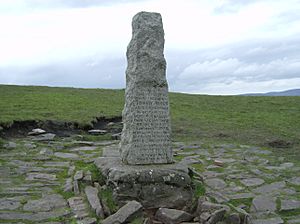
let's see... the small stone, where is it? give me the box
[26,173,57,181]
[0,198,21,210]
[288,177,300,186]
[280,199,300,211]
[74,180,80,195]
[227,213,240,224]
[102,201,143,224]
[214,159,224,166]
[28,128,46,135]
[54,152,79,159]
[24,143,36,149]
[4,142,17,149]
[78,217,97,224]
[240,178,265,187]
[39,148,53,155]
[23,194,67,212]
[70,146,97,152]
[84,186,105,218]
[68,165,76,176]
[64,178,73,192]
[111,133,121,140]
[88,129,107,135]
[228,193,255,200]
[280,162,294,169]
[253,181,286,195]
[83,170,92,182]
[252,217,284,224]
[207,208,226,224]
[250,195,276,212]
[287,218,300,224]
[68,197,89,219]
[32,133,56,141]
[205,178,227,189]
[155,208,193,224]
[74,170,84,180]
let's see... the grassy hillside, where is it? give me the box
[1,85,299,151]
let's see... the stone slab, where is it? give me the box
[94,156,193,209]
[120,11,172,165]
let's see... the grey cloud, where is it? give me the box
[166,35,300,93]
[0,57,126,89]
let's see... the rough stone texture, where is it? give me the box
[280,199,300,211]
[26,173,57,181]
[94,157,193,209]
[84,186,105,218]
[250,195,276,212]
[31,133,56,141]
[54,152,79,159]
[253,181,286,195]
[205,178,227,189]
[240,178,265,187]
[288,177,300,186]
[0,198,21,210]
[102,200,143,224]
[252,217,284,224]
[68,197,89,219]
[155,208,193,224]
[23,194,67,212]
[120,11,173,165]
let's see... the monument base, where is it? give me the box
[94,147,194,210]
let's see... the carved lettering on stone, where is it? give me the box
[120,11,173,165]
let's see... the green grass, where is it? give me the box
[0,84,299,160]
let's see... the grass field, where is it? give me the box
[0,84,299,159]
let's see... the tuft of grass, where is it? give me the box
[99,188,118,213]
[194,181,206,197]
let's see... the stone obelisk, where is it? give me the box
[120,11,173,165]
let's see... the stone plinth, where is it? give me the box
[94,146,193,209]
[120,11,173,165]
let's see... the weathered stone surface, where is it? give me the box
[205,178,227,189]
[280,199,300,211]
[102,200,143,224]
[4,141,17,149]
[88,129,107,135]
[78,217,97,224]
[120,11,172,165]
[26,172,57,181]
[70,146,97,152]
[253,181,286,195]
[288,177,300,186]
[54,152,79,159]
[23,194,67,212]
[240,178,265,187]
[0,210,69,221]
[64,178,73,192]
[74,170,84,180]
[32,133,56,141]
[68,197,89,219]
[252,217,284,224]
[39,148,54,155]
[95,157,193,209]
[287,218,300,224]
[84,186,105,218]
[250,195,276,212]
[43,161,70,167]
[0,198,21,210]
[155,208,193,224]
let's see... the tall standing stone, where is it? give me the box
[120,11,173,165]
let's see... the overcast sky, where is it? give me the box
[0,0,300,95]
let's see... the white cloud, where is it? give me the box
[175,57,300,94]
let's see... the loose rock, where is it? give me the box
[155,208,193,224]
[84,186,105,218]
[102,200,143,224]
